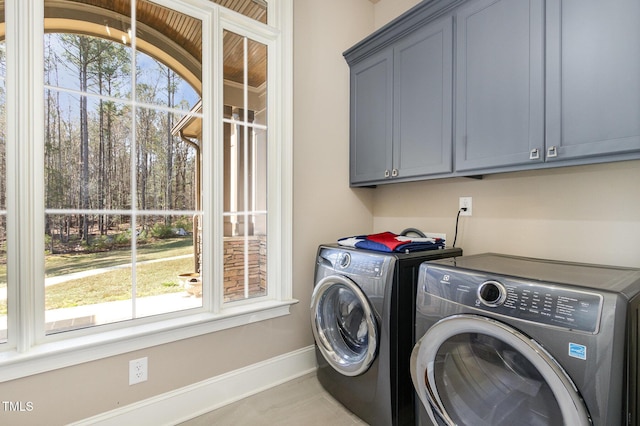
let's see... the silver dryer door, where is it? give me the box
[411,314,591,426]
[310,274,378,376]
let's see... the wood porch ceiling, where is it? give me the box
[27,0,268,92]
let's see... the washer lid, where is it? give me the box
[310,275,378,376]
[411,315,591,426]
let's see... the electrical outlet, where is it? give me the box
[459,197,472,216]
[129,357,148,385]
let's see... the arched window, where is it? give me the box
[0,0,293,380]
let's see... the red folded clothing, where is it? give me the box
[338,231,445,253]
[365,231,406,251]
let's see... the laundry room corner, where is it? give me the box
[292,0,378,338]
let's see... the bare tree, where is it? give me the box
[42,33,199,250]
[59,34,112,242]
[88,40,129,234]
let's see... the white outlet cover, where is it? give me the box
[129,357,148,385]
[459,197,472,216]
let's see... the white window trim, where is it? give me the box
[0,0,294,382]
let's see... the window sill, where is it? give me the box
[0,298,298,383]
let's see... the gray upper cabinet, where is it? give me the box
[546,0,640,162]
[347,16,453,186]
[392,19,453,180]
[350,49,394,184]
[455,0,544,172]
[345,0,640,185]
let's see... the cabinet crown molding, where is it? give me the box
[343,0,466,65]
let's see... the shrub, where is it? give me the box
[113,231,131,247]
[173,216,193,233]
[90,235,114,251]
[150,223,174,239]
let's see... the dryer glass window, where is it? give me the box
[434,333,563,426]
[321,285,370,360]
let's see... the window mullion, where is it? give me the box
[269,0,293,302]
[242,35,250,300]
[204,5,221,314]
[130,0,139,321]
[5,0,46,351]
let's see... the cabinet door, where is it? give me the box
[546,0,640,161]
[393,17,453,178]
[455,0,544,172]
[350,49,393,185]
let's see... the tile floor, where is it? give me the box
[178,372,368,425]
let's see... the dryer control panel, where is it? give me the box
[421,266,603,334]
[318,248,392,279]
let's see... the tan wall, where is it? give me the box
[291,0,376,347]
[373,0,421,28]
[0,1,377,424]
[373,161,640,267]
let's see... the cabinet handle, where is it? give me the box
[384,169,390,178]
[529,149,540,160]
[391,168,398,177]
[547,146,558,158]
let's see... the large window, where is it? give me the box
[44,26,203,333]
[0,0,292,380]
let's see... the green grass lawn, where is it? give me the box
[0,237,197,314]
[44,237,195,277]
[45,255,194,309]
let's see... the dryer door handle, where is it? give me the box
[411,335,456,425]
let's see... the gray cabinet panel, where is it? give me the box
[455,0,544,171]
[349,16,453,186]
[546,0,640,161]
[346,0,640,185]
[394,18,453,177]
[350,49,394,184]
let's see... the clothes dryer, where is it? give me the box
[311,244,462,426]
[411,253,640,426]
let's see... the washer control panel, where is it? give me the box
[422,266,604,333]
[330,250,388,278]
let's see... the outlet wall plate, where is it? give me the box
[459,197,472,216]
[129,357,148,385]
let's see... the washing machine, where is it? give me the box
[311,244,462,426]
[410,253,640,426]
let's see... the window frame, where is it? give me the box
[0,0,294,382]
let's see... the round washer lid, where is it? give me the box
[310,274,378,376]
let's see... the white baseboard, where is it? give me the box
[71,346,317,426]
